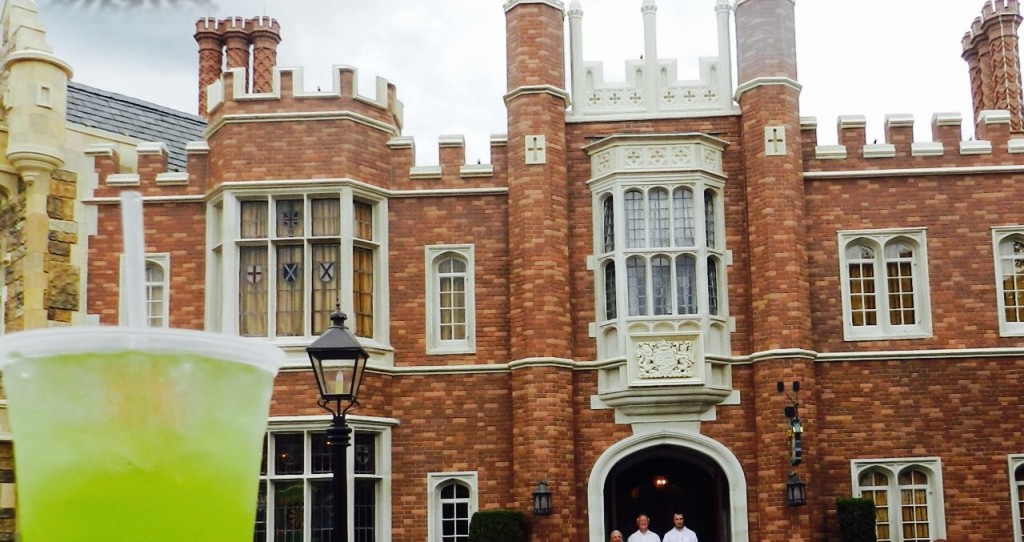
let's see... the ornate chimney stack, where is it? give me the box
[219,17,250,91]
[247,16,281,94]
[963,0,1024,132]
[194,17,222,117]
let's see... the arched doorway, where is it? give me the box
[604,444,729,541]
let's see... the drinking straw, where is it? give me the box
[120,191,147,329]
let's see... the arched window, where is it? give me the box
[427,473,478,542]
[704,190,717,249]
[994,230,1024,336]
[602,196,615,253]
[853,458,945,542]
[675,255,697,314]
[649,188,671,247]
[673,188,695,247]
[626,256,647,316]
[425,246,476,354]
[625,190,646,249]
[604,262,617,320]
[145,259,167,328]
[839,230,931,340]
[120,253,169,328]
[1011,458,1024,541]
[439,482,471,542]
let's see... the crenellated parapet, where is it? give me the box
[84,141,210,198]
[385,134,509,191]
[801,110,1024,171]
[204,65,404,133]
[567,0,736,122]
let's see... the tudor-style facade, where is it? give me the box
[2,0,1024,541]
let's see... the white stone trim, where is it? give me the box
[960,139,993,155]
[734,76,802,101]
[911,141,944,157]
[814,145,847,160]
[862,143,896,158]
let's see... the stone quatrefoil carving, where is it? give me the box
[635,339,695,379]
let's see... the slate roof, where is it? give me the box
[66,81,207,172]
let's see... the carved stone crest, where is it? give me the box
[635,339,695,379]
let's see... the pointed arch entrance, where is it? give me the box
[587,431,749,542]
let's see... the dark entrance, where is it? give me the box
[603,444,730,542]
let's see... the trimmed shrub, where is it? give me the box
[836,497,877,542]
[468,509,526,542]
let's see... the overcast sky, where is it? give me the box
[33,0,983,165]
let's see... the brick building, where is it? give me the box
[2,0,1024,541]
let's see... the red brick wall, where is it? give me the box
[806,171,1024,352]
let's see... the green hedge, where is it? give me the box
[468,509,526,542]
[836,497,877,542]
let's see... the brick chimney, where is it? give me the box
[194,17,222,117]
[962,0,1024,132]
[219,17,250,91]
[247,16,281,94]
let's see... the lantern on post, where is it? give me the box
[307,309,370,542]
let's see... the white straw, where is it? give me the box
[120,191,147,329]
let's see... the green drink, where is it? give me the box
[0,327,286,541]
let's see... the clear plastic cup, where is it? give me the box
[0,326,287,541]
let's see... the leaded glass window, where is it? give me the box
[236,195,378,339]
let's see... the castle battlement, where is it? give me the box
[205,65,403,126]
[567,0,736,122]
[386,134,509,191]
[801,110,1024,169]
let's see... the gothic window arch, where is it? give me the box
[838,229,931,340]
[425,245,476,354]
[993,228,1024,336]
[427,473,478,542]
[1010,455,1024,542]
[852,458,946,542]
[120,253,170,328]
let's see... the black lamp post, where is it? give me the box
[307,310,370,542]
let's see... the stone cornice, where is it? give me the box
[734,76,802,101]
[503,84,571,107]
[503,0,564,13]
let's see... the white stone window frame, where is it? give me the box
[851,457,947,542]
[425,245,476,355]
[838,228,932,341]
[992,227,1024,337]
[426,471,478,542]
[119,252,170,328]
[261,415,395,542]
[1010,454,1024,542]
[208,186,391,349]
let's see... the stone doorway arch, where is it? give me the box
[587,431,748,542]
